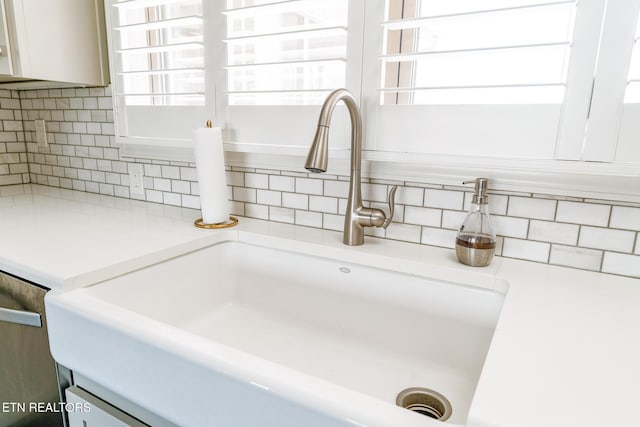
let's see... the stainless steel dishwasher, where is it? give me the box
[0,271,64,427]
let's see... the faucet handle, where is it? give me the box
[382,186,398,229]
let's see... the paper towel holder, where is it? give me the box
[193,119,238,230]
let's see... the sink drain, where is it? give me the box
[396,387,452,421]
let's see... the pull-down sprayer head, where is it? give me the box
[305,125,330,173]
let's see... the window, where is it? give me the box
[107,0,208,158]
[224,0,348,106]
[361,0,580,158]
[380,0,575,105]
[106,0,640,192]
[220,0,360,151]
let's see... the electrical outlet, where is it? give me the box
[35,119,48,148]
[129,164,144,196]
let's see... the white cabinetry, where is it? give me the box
[0,0,109,87]
[65,387,148,427]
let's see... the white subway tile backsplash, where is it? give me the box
[579,226,636,253]
[181,194,200,210]
[441,210,466,230]
[309,195,338,214]
[528,220,579,245]
[82,158,97,170]
[421,227,456,249]
[85,181,99,193]
[424,189,463,210]
[602,252,640,277]
[77,169,91,181]
[233,187,256,203]
[159,165,179,180]
[322,213,343,231]
[153,177,171,192]
[90,168,106,182]
[257,189,281,206]
[180,167,197,181]
[610,206,640,231]
[245,203,268,220]
[323,180,349,198]
[70,179,84,191]
[144,164,162,177]
[190,182,199,196]
[257,168,280,176]
[282,192,308,210]
[492,216,529,239]
[502,238,550,263]
[269,206,294,224]
[385,223,421,244]
[171,180,190,194]
[145,189,162,203]
[556,201,610,227]
[362,183,388,203]
[491,195,509,216]
[295,177,323,195]
[114,185,129,199]
[338,198,347,215]
[105,172,120,185]
[0,175,22,185]
[397,186,424,206]
[507,196,556,220]
[295,210,322,228]
[404,206,441,227]
[229,201,244,216]
[549,245,602,271]
[269,175,294,192]
[99,183,114,196]
[244,173,268,189]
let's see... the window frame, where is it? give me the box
[216,0,366,155]
[105,0,640,202]
[104,0,211,162]
[362,0,582,159]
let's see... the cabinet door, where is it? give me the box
[7,0,109,85]
[65,386,149,427]
[0,272,63,427]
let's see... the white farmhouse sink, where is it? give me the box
[46,239,505,427]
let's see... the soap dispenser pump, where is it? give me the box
[456,178,496,267]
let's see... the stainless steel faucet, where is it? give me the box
[305,88,397,246]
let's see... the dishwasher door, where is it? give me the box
[0,271,63,427]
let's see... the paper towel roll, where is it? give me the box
[193,124,230,224]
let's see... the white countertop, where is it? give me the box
[2,184,639,427]
[0,184,227,290]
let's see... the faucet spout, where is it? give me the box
[305,89,397,246]
[305,89,361,174]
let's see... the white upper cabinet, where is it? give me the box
[0,0,109,87]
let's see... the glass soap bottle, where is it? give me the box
[456,178,496,267]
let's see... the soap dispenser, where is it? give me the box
[456,178,496,267]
